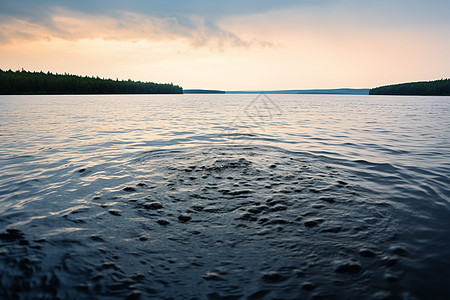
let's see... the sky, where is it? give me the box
[0,0,449,90]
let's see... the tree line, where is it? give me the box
[369,78,450,96]
[0,69,183,94]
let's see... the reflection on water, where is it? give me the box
[0,95,449,299]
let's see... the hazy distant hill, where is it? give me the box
[183,89,225,94]
[0,69,183,95]
[226,88,369,95]
[370,79,450,96]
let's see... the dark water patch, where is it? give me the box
[333,260,362,274]
[178,214,192,222]
[157,219,170,225]
[108,209,122,216]
[140,201,163,210]
[0,228,25,243]
[359,248,377,258]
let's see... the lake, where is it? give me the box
[1,94,449,299]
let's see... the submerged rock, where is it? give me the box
[0,228,25,242]
[382,256,399,267]
[384,272,399,282]
[142,202,163,210]
[178,215,192,222]
[389,245,407,256]
[202,272,223,281]
[334,260,362,274]
[302,281,316,291]
[90,235,104,242]
[262,271,286,283]
[126,290,142,300]
[370,291,392,300]
[157,219,170,226]
[108,210,122,216]
[320,197,336,203]
[359,248,376,258]
[227,190,253,196]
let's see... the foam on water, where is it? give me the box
[0,95,449,299]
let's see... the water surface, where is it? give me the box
[0,94,449,299]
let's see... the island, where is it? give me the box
[0,69,183,95]
[369,78,450,96]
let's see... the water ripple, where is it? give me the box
[0,95,449,299]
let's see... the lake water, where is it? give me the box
[0,94,449,299]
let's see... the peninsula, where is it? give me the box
[0,69,183,95]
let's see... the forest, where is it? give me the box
[369,78,450,96]
[0,69,183,94]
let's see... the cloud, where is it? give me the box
[0,11,274,50]
[1,0,448,49]
[0,1,303,20]
[0,0,306,47]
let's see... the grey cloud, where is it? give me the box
[1,0,448,25]
[0,0,304,46]
[0,0,303,20]
[2,0,447,47]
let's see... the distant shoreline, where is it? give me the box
[184,88,369,95]
[227,88,369,95]
[3,68,448,96]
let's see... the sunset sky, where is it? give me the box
[1,0,449,90]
